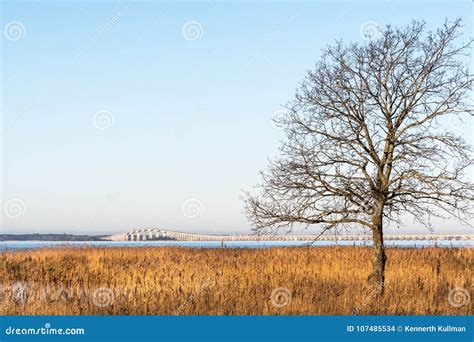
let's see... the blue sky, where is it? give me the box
[1,1,473,235]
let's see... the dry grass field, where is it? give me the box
[0,246,472,315]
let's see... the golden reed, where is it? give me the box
[0,246,472,315]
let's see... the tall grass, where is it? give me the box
[0,246,472,315]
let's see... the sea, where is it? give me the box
[0,239,472,251]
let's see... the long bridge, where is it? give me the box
[107,229,473,242]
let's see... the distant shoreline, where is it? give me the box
[0,234,107,242]
[1,233,472,242]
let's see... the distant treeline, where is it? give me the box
[0,234,107,241]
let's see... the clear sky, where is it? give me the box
[1,0,473,235]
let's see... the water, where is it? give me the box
[0,240,472,251]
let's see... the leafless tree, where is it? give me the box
[243,19,473,293]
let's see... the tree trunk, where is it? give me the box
[368,203,386,294]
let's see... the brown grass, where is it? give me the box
[0,246,472,315]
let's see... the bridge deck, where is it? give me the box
[115,229,473,242]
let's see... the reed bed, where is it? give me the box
[0,246,472,315]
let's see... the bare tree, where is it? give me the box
[243,19,473,293]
